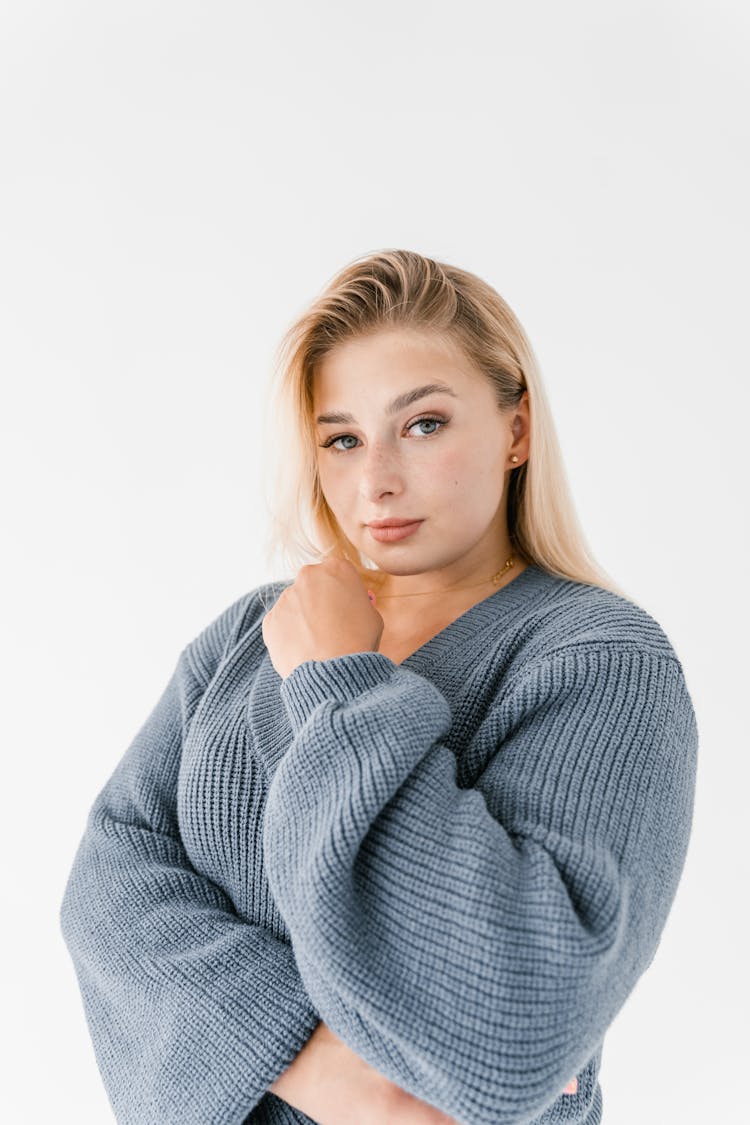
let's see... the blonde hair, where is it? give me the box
[259,248,634,604]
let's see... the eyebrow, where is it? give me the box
[315,382,458,425]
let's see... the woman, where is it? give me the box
[60,249,698,1125]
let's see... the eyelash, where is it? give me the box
[318,415,449,454]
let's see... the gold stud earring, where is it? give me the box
[510,455,519,463]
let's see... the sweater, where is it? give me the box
[59,562,698,1125]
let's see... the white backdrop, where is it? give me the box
[1,2,747,1122]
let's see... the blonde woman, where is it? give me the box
[60,249,698,1125]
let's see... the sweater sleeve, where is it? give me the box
[59,594,320,1125]
[261,645,698,1125]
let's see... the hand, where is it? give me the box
[315,1024,459,1125]
[268,1021,459,1125]
[387,1084,461,1123]
[261,558,384,681]
[268,1020,396,1124]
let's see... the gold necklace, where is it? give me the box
[372,553,516,598]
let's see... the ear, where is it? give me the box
[510,392,530,448]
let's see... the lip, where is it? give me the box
[367,520,424,543]
[367,519,422,528]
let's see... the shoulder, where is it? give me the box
[501,569,698,747]
[514,567,685,670]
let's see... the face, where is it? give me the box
[312,327,529,607]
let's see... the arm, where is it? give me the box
[270,1021,458,1125]
[59,592,321,1125]
[262,646,698,1125]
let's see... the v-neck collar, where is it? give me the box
[244,563,556,783]
[396,562,554,671]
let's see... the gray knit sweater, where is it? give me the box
[59,563,698,1124]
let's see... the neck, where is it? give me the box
[372,550,524,607]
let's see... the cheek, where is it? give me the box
[317,462,355,509]
[427,447,478,492]
[316,462,336,502]
[462,435,506,484]
[431,445,504,514]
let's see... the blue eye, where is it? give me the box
[318,415,449,454]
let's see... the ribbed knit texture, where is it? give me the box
[59,563,698,1125]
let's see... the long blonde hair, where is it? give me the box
[259,248,634,604]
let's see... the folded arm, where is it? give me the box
[59,593,321,1124]
[262,646,698,1125]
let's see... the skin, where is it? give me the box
[261,326,533,678]
[312,326,531,636]
[261,327,547,1118]
[262,555,383,680]
[268,1020,458,1124]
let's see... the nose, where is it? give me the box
[357,442,405,503]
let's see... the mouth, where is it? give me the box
[366,520,424,543]
[366,519,423,528]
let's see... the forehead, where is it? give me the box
[312,328,475,400]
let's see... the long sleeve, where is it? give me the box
[261,645,698,1125]
[59,595,320,1125]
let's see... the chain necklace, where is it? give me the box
[370,553,516,599]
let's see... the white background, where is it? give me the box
[2,2,747,1122]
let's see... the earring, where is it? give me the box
[510,455,519,463]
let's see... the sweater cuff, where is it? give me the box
[279,651,397,734]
